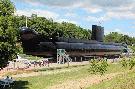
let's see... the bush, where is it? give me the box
[89,58,108,75]
[120,57,128,68]
[120,56,135,70]
[98,59,108,75]
[89,59,99,74]
[129,57,135,70]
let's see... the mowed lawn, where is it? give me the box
[9,63,135,89]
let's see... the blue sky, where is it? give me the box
[11,0,135,37]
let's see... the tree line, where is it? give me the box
[105,32,135,45]
[105,32,135,51]
[0,0,135,68]
[14,14,135,46]
[15,14,91,40]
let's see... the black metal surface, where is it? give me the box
[20,26,126,57]
[91,25,97,41]
[91,25,104,42]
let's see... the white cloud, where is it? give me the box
[132,22,135,26]
[105,28,135,37]
[84,7,102,13]
[86,9,135,23]
[86,15,110,24]
[132,25,135,29]
[121,31,135,37]
[15,0,133,8]
[14,9,78,25]
[65,13,77,17]
[89,0,133,8]
[86,16,98,22]
[12,0,135,37]
[14,0,79,7]
[106,11,135,19]
[14,0,135,19]
[114,28,122,33]
[15,9,59,19]
[24,0,42,6]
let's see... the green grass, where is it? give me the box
[86,70,135,89]
[12,65,90,89]
[19,54,43,60]
[8,63,133,89]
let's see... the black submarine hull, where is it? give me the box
[20,26,126,59]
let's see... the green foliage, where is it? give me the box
[129,57,135,70]
[0,0,15,16]
[19,54,43,60]
[26,56,42,60]
[15,14,91,40]
[120,57,135,70]
[0,0,17,68]
[87,70,135,89]
[98,59,108,75]
[89,58,108,75]
[129,45,135,52]
[104,32,123,43]
[120,57,128,68]
[89,59,99,74]
[105,32,135,45]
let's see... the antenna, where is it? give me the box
[97,17,104,26]
[26,16,28,27]
[98,20,102,25]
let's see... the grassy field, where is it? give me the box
[3,62,135,89]
[87,70,135,89]
[12,65,90,89]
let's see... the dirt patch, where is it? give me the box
[0,61,89,78]
[11,66,81,78]
[48,72,123,89]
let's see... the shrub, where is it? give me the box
[89,58,108,75]
[129,57,135,70]
[98,59,108,75]
[120,57,128,68]
[120,56,135,70]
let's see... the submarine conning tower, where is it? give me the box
[91,25,104,42]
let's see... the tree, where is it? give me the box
[0,0,15,16]
[104,32,123,43]
[16,14,91,40]
[120,35,132,45]
[0,0,17,68]
[104,32,135,46]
